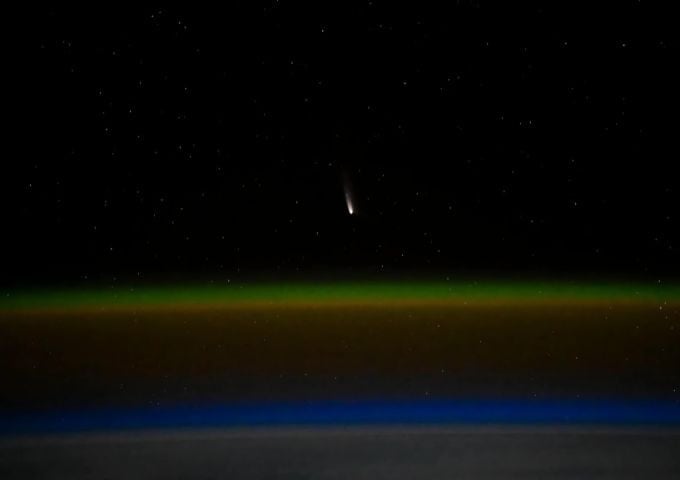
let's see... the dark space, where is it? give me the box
[5,2,680,285]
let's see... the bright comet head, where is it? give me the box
[345,192,354,215]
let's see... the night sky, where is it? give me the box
[6,3,680,285]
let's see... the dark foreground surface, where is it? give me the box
[2,427,679,479]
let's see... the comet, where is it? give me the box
[342,171,355,215]
[345,188,354,215]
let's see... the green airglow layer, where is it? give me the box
[1,281,679,312]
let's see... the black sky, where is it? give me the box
[5,3,680,285]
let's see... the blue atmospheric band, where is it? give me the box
[3,399,680,435]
